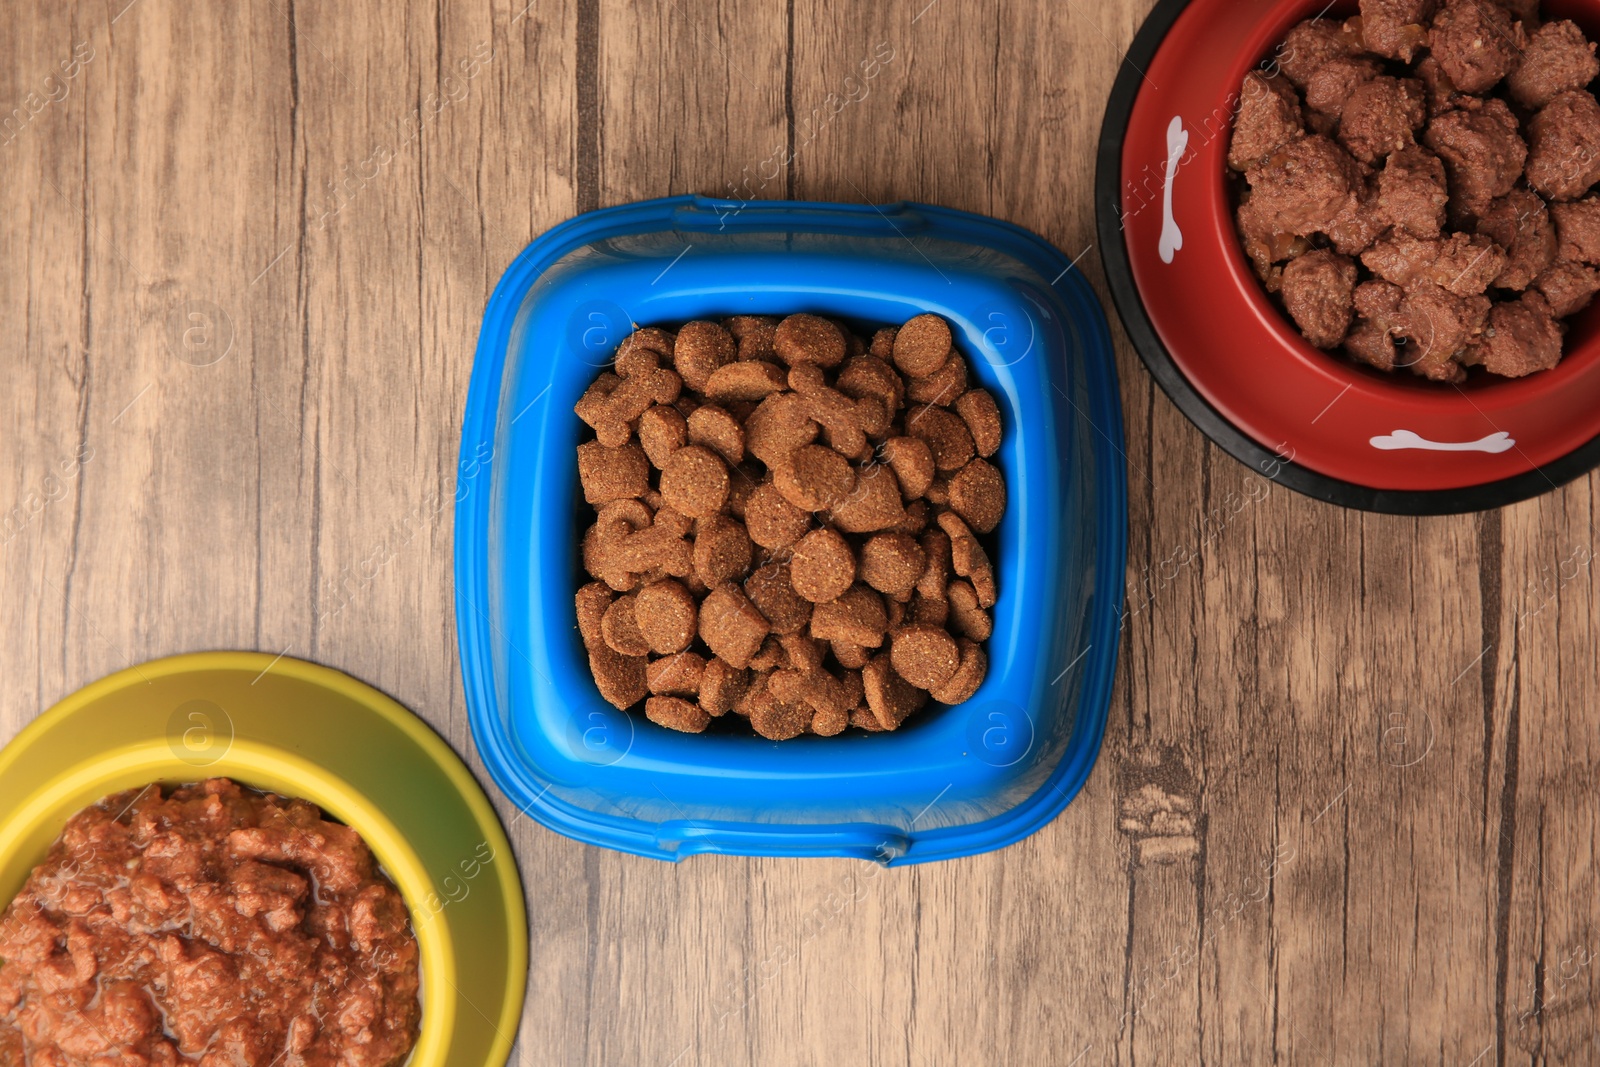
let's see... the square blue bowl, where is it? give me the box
[455,196,1127,864]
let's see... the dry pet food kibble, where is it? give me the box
[1230,0,1600,381]
[574,312,1007,739]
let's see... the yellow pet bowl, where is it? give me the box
[0,651,526,1067]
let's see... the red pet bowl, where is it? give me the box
[1097,0,1600,513]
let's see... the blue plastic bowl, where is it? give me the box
[455,195,1127,864]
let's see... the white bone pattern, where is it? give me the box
[1369,429,1516,454]
[1159,116,1188,265]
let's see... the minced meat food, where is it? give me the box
[1231,0,1600,380]
[0,779,421,1067]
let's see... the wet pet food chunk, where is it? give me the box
[1280,250,1359,349]
[1376,146,1449,239]
[1229,71,1306,172]
[1244,136,1367,237]
[0,781,422,1067]
[1423,99,1527,215]
[1359,0,1436,62]
[1526,91,1600,202]
[1430,0,1523,94]
[1508,20,1600,110]
[1235,0,1600,381]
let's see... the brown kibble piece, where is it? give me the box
[889,624,961,690]
[660,445,731,519]
[948,459,1006,534]
[575,582,612,651]
[647,651,707,697]
[850,706,886,732]
[892,314,953,378]
[858,533,927,599]
[862,653,928,731]
[769,666,853,718]
[726,465,761,520]
[789,528,856,604]
[687,404,746,466]
[699,584,772,669]
[577,441,650,504]
[869,327,897,359]
[773,313,847,368]
[744,562,813,635]
[906,406,976,471]
[938,512,997,609]
[928,639,987,705]
[954,390,1002,458]
[747,687,813,740]
[810,584,890,648]
[730,671,766,717]
[774,445,856,512]
[894,499,930,536]
[779,631,825,673]
[909,593,950,626]
[601,595,652,657]
[790,364,889,458]
[881,437,936,500]
[574,345,683,448]
[646,696,711,734]
[811,704,850,737]
[906,352,968,406]
[694,514,753,587]
[837,355,905,417]
[581,500,651,592]
[829,463,906,534]
[700,658,750,716]
[637,405,688,469]
[724,315,779,360]
[634,579,698,654]
[582,499,695,592]
[916,530,952,601]
[744,482,812,549]
[746,392,820,466]
[946,580,993,641]
[704,360,788,402]
[749,635,788,672]
[673,321,736,392]
[617,326,675,361]
[589,646,648,710]
[832,641,870,669]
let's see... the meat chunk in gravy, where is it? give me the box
[0,779,421,1067]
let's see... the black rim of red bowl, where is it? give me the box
[1094,0,1600,515]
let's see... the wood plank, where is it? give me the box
[2,0,1599,1063]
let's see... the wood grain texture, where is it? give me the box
[2,0,1597,1063]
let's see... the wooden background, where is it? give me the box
[3,0,1597,1063]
